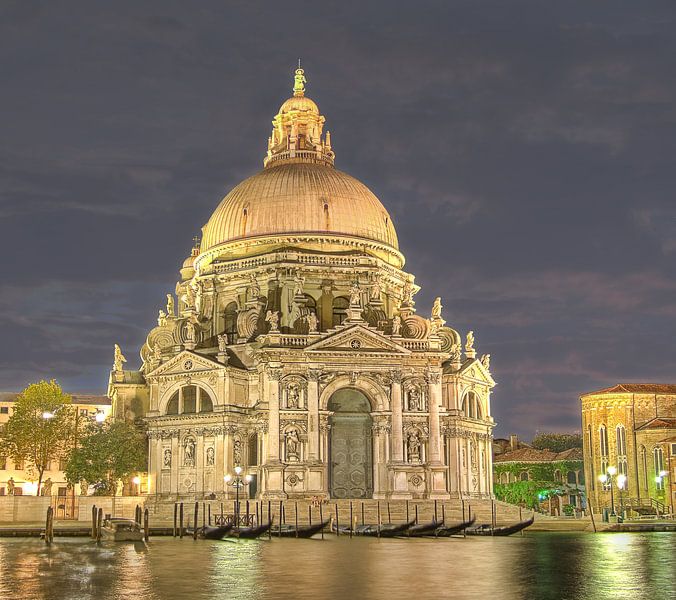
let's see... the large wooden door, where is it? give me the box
[329,389,373,499]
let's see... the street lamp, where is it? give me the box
[224,466,252,527]
[598,465,618,516]
[616,474,627,516]
[132,476,141,496]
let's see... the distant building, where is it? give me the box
[0,392,111,497]
[493,443,585,514]
[581,384,675,515]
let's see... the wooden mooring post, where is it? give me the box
[334,503,340,536]
[193,502,199,540]
[295,502,299,538]
[91,504,98,539]
[319,503,324,540]
[179,502,184,539]
[143,508,149,542]
[349,502,353,538]
[44,506,54,545]
[96,507,103,543]
[387,502,391,523]
[173,503,177,538]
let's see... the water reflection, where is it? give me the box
[0,533,672,600]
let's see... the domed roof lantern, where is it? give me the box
[265,63,334,168]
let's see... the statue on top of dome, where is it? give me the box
[166,294,175,317]
[113,344,126,372]
[431,297,443,320]
[465,330,475,353]
[158,309,167,326]
[293,62,306,96]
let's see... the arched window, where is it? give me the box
[248,433,258,466]
[520,471,529,482]
[616,425,627,456]
[332,297,349,327]
[599,425,608,458]
[182,386,197,413]
[640,446,648,491]
[200,394,213,413]
[654,447,665,490]
[461,391,480,419]
[166,392,179,415]
[567,471,577,485]
[223,302,238,344]
[554,469,562,482]
[578,470,585,485]
[499,472,508,484]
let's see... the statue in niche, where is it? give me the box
[248,274,260,300]
[113,344,127,372]
[480,354,491,369]
[217,334,227,353]
[293,275,305,298]
[193,280,203,314]
[206,447,215,466]
[465,330,475,352]
[163,448,172,468]
[306,311,318,333]
[402,281,414,306]
[184,439,196,467]
[287,383,300,409]
[391,315,401,336]
[370,278,382,301]
[7,477,15,495]
[408,388,421,411]
[233,439,242,465]
[349,283,361,306]
[265,310,280,332]
[158,309,167,326]
[285,429,300,462]
[166,294,175,317]
[184,321,196,344]
[42,477,53,496]
[408,433,421,463]
[183,284,195,311]
[431,297,443,320]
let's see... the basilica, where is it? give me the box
[108,68,496,501]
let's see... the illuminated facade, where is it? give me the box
[581,384,675,515]
[109,68,496,500]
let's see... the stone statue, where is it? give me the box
[370,279,382,301]
[193,280,203,313]
[166,294,175,317]
[392,315,401,336]
[293,275,305,298]
[248,274,260,300]
[184,321,196,344]
[408,388,421,411]
[289,302,302,328]
[449,343,461,361]
[7,477,15,495]
[293,66,306,95]
[408,433,421,463]
[349,283,361,306]
[233,439,242,465]
[480,353,491,370]
[79,480,88,496]
[402,281,414,306]
[116,479,124,496]
[431,297,443,319]
[306,311,318,333]
[217,334,227,353]
[287,384,300,409]
[183,284,195,311]
[158,309,167,326]
[163,448,172,468]
[265,310,280,332]
[153,343,162,361]
[285,429,300,462]
[206,447,215,466]
[42,477,53,496]
[465,330,475,352]
[113,344,127,372]
[184,438,196,467]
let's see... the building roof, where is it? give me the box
[494,446,583,464]
[635,417,676,431]
[582,383,676,396]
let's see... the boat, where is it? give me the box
[404,520,444,537]
[465,516,535,537]
[271,520,330,538]
[226,521,273,539]
[332,520,415,538]
[431,516,476,537]
[100,517,144,542]
[187,524,234,540]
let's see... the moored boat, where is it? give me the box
[333,520,416,538]
[272,520,330,538]
[226,521,273,539]
[404,520,444,537]
[465,516,534,537]
[431,516,476,537]
[100,518,144,542]
[190,524,234,540]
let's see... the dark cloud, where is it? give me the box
[1,0,675,438]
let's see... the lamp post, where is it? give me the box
[598,465,618,517]
[224,466,252,527]
[616,473,627,517]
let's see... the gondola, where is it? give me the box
[431,516,475,537]
[332,520,415,538]
[465,516,534,537]
[403,520,444,537]
[190,524,234,540]
[271,520,330,538]
[226,521,273,539]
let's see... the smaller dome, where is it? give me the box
[179,247,199,280]
[279,95,319,114]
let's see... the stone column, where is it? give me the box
[391,372,404,462]
[153,436,163,495]
[215,431,225,494]
[171,433,180,496]
[427,372,442,464]
[307,370,320,461]
[196,433,205,495]
[267,369,281,461]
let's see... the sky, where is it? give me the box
[1,1,675,438]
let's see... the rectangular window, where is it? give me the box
[0,406,8,414]
[0,456,6,470]
[183,386,197,414]
[79,408,89,416]
[14,459,24,470]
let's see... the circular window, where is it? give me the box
[350,339,362,349]
[184,359,193,370]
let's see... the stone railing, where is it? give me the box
[400,339,430,351]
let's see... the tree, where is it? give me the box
[65,421,146,495]
[0,380,75,495]
[531,433,583,452]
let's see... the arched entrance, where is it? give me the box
[328,389,373,499]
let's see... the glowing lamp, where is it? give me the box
[659,470,668,478]
[655,476,662,483]
[598,474,608,483]
[607,466,617,476]
[224,475,232,483]
[132,476,141,485]
[616,474,627,489]
[234,466,242,475]
[42,411,54,420]
[95,412,106,423]
[245,474,252,483]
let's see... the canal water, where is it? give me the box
[0,533,672,600]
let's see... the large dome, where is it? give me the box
[201,162,399,253]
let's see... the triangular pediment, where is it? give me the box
[146,350,223,379]
[305,324,411,355]
[457,359,496,387]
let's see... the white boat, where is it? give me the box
[100,517,144,542]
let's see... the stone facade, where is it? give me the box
[581,383,675,514]
[109,68,496,501]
